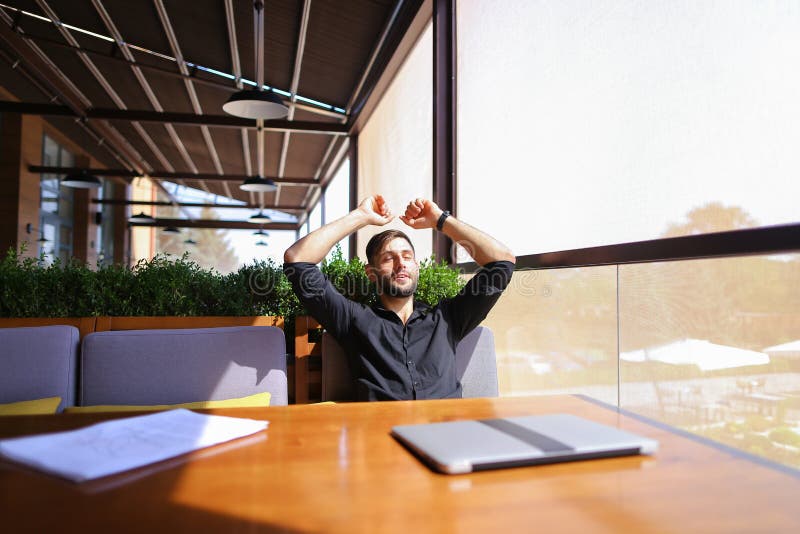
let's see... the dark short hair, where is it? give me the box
[365,230,415,265]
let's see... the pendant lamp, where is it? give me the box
[61,169,102,189]
[249,211,272,223]
[128,212,155,223]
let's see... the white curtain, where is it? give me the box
[357,23,433,262]
[457,0,800,258]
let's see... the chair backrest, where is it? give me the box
[0,325,79,412]
[321,333,356,401]
[321,326,498,401]
[80,326,287,406]
[455,326,499,398]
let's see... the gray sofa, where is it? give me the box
[80,326,288,406]
[0,325,80,412]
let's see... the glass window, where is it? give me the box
[486,253,800,468]
[619,253,800,470]
[96,182,115,266]
[457,0,800,257]
[324,158,351,259]
[308,198,323,233]
[478,266,618,405]
[357,22,433,261]
[39,135,74,263]
[149,182,298,271]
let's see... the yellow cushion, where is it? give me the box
[0,397,61,416]
[66,391,272,414]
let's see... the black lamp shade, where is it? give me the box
[253,229,270,237]
[129,212,155,223]
[255,240,268,247]
[240,175,277,193]
[62,170,102,189]
[222,89,289,120]
[249,211,272,223]
[163,226,181,234]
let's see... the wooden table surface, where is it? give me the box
[1,395,799,533]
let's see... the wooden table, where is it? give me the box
[1,395,799,533]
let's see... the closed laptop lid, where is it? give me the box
[391,413,658,474]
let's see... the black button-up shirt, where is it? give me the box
[284,260,514,401]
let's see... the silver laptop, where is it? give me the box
[391,413,658,474]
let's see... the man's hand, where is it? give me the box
[284,194,394,264]
[358,195,395,226]
[399,198,443,230]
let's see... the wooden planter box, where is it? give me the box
[294,315,323,404]
[94,315,284,331]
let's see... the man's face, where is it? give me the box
[367,237,419,298]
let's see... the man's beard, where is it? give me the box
[374,272,418,298]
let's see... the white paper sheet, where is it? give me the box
[0,409,268,482]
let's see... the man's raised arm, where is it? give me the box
[400,198,515,266]
[284,195,394,264]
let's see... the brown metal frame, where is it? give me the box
[0,14,144,173]
[129,218,298,231]
[348,134,358,259]
[0,101,347,133]
[92,199,304,211]
[432,0,456,264]
[469,223,800,272]
[28,165,319,185]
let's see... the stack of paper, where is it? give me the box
[0,409,268,482]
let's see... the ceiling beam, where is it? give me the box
[93,199,305,211]
[6,12,347,120]
[276,0,313,206]
[0,100,347,133]
[28,165,320,185]
[130,218,299,231]
[0,18,145,173]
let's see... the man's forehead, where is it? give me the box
[379,237,414,255]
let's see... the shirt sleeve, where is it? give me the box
[283,262,356,340]
[440,260,514,341]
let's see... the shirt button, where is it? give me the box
[407,361,414,366]
[413,381,420,387]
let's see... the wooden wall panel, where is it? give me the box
[0,112,23,255]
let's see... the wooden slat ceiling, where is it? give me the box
[0,0,394,217]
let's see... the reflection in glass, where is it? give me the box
[619,254,800,469]
[478,266,618,405]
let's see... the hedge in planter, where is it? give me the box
[0,245,465,319]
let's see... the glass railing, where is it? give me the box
[480,252,800,470]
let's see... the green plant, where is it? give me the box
[0,244,465,319]
[415,256,466,306]
[320,246,375,306]
[319,245,466,308]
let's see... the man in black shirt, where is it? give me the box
[283,195,515,401]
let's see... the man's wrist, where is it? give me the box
[436,210,451,231]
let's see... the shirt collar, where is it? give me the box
[371,300,431,322]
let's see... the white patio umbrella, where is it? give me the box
[763,340,800,359]
[620,338,770,372]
